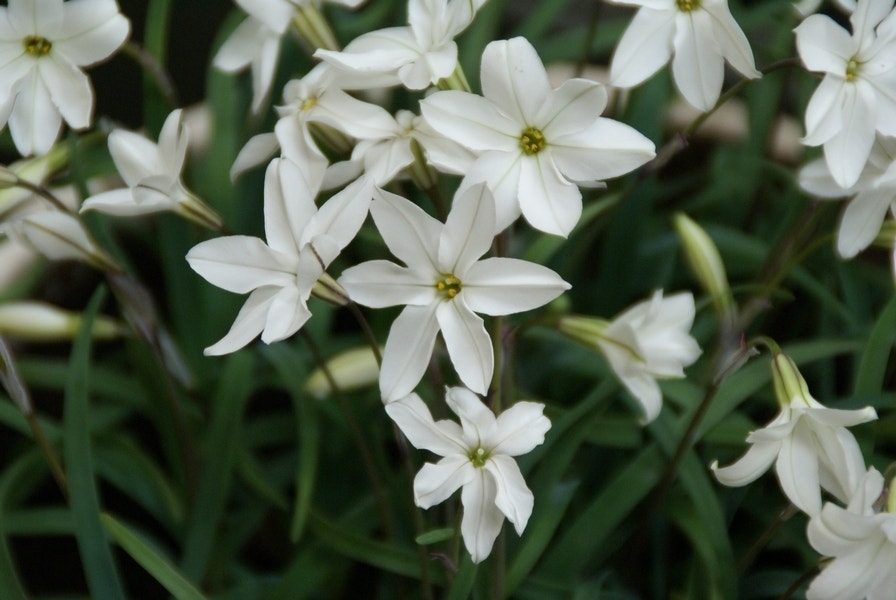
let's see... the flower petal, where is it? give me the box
[40,54,92,129]
[460,469,504,563]
[445,386,497,447]
[463,257,570,315]
[230,132,279,181]
[537,78,606,139]
[711,442,779,487]
[438,183,495,275]
[794,14,854,74]
[309,175,373,249]
[609,7,676,88]
[263,158,315,257]
[414,455,475,509]
[204,287,278,355]
[260,285,312,344]
[485,454,533,535]
[437,299,493,396]
[492,401,550,456]
[517,154,581,236]
[671,10,724,112]
[703,1,760,78]
[380,303,441,401]
[480,37,551,125]
[186,235,294,293]
[339,260,436,307]
[55,0,129,66]
[385,392,466,454]
[419,90,519,152]
[9,69,61,156]
[550,118,656,183]
[824,81,877,188]
[776,423,822,515]
[370,189,441,270]
[837,186,891,258]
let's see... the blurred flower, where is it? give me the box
[795,0,896,188]
[806,467,896,599]
[421,37,655,236]
[0,0,130,156]
[385,387,550,563]
[0,301,123,342]
[559,290,701,423]
[4,210,120,272]
[187,159,373,355]
[712,353,876,515]
[314,0,486,90]
[608,0,760,112]
[339,183,569,401]
[304,345,381,398]
[81,109,223,230]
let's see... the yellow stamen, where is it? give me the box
[519,126,546,155]
[435,274,462,299]
[470,447,488,468]
[23,36,51,56]
[676,0,699,10]
[846,58,860,81]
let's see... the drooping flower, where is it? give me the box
[186,158,373,355]
[711,352,877,516]
[421,37,655,236]
[558,290,701,423]
[385,387,550,563]
[0,0,130,156]
[80,109,223,230]
[314,0,486,90]
[608,0,761,112]
[795,0,896,188]
[806,467,896,600]
[338,183,569,401]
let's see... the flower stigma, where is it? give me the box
[846,58,860,81]
[435,274,462,299]
[469,446,489,468]
[676,0,699,10]
[301,97,318,111]
[23,36,52,57]
[519,127,546,155]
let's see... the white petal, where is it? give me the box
[436,299,493,396]
[379,303,441,401]
[798,157,854,199]
[186,235,294,293]
[108,129,158,185]
[263,158,315,257]
[460,151,523,232]
[703,1,760,78]
[775,424,822,515]
[439,183,495,275]
[260,285,312,344]
[609,7,676,88]
[463,257,569,315]
[230,132,279,181]
[370,189,441,271]
[54,0,129,66]
[419,90,519,152]
[824,82,876,188]
[619,370,663,423]
[806,405,878,428]
[794,15,854,74]
[550,118,656,183]
[9,70,61,156]
[838,189,892,257]
[484,454,533,535]
[308,175,373,249]
[213,17,257,72]
[156,108,187,178]
[235,0,293,35]
[517,154,581,236]
[671,11,724,112]
[803,76,846,147]
[460,469,504,563]
[711,442,779,487]
[414,455,475,509]
[491,401,550,456]
[480,37,551,125]
[314,90,400,140]
[204,287,278,355]
[80,189,147,216]
[385,393,467,455]
[40,54,92,129]
[445,385,497,446]
[339,260,436,307]
[537,78,606,139]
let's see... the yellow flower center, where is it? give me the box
[301,97,318,112]
[519,127,546,155]
[23,36,52,56]
[846,58,860,81]
[469,447,488,468]
[676,0,699,10]
[435,274,462,299]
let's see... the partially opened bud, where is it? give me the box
[770,352,813,409]
[305,345,381,398]
[673,212,734,322]
[0,302,124,342]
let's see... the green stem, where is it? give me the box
[121,41,179,109]
[26,412,68,498]
[736,502,797,574]
[347,302,383,367]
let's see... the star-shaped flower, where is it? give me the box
[338,183,570,401]
[608,0,761,112]
[187,158,373,355]
[81,109,223,230]
[420,37,655,236]
[0,0,130,156]
[711,352,877,516]
[385,387,550,563]
[795,0,896,188]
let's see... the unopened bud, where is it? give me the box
[0,301,124,342]
[556,315,610,349]
[770,352,811,409]
[673,213,733,322]
[305,345,381,398]
[311,273,350,306]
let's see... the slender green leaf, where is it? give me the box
[854,293,896,396]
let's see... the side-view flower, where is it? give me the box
[385,387,550,563]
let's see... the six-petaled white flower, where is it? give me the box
[187,158,373,355]
[385,387,550,563]
[421,36,655,236]
[608,0,761,112]
[795,0,896,188]
[338,183,570,401]
[0,0,130,156]
[712,352,877,516]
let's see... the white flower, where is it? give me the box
[421,37,655,236]
[3,210,119,271]
[314,0,486,90]
[560,290,701,423]
[795,0,896,188]
[806,467,896,600]
[338,183,569,401]
[0,0,130,156]
[799,135,896,258]
[608,0,760,112]
[385,387,550,563]
[186,158,373,355]
[80,109,222,230]
[711,353,877,516]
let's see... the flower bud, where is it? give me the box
[0,301,124,342]
[311,273,350,306]
[305,345,381,398]
[556,314,610,350]
[673,212,733,321]
[770,352,812,410]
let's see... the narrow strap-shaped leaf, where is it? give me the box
[64,286,126,599]
[854,293,896,396]
[102,513,206,600]
[0,451,45,600]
